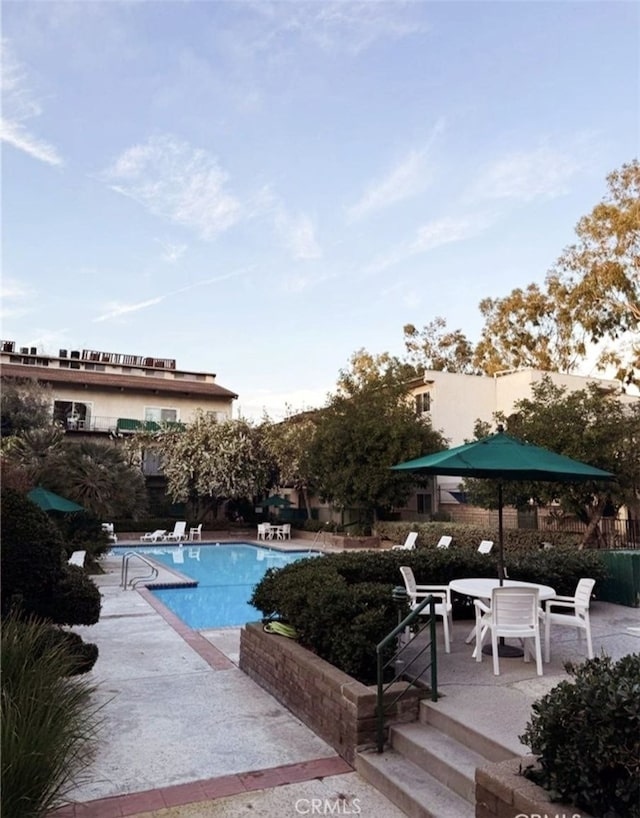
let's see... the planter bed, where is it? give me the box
[239,621,423,765]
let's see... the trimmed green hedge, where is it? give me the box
[373,521,582,549]
[250,547,608,683]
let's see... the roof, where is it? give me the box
[1,364,238,400]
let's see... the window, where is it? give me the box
[415,392,431,415]
[53,400,92,430]
[145,407,178,423]
[417,493,432,515]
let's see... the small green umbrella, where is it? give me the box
[261,495,293,508]
[392,430,614,581]
[28,487,85,513]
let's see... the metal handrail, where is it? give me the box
[121,551,159,589]
[375,594,438,753]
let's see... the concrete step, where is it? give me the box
[420,699,518,763]
[389,721,487,803]
[356,748,475,818]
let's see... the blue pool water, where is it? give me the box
[118,543,319,629]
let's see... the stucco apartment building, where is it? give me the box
[407,368,638,519]
[0,340,237,438]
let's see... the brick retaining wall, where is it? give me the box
[239,622,423,765]
[476,756,593,818]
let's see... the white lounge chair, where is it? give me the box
[400,566,452,653]
[140,529,167,543]
[391,532,418,551]
[164,521,187,542]
[478,539,494,554]
[68,550,86,567]
[544,578,595,662]
[436,535,452,549]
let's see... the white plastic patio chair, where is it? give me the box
[436,535,452,549]
[477,540,494,554]
[257,523,272,540]
[474,587,543,676]
[543,578,595,662]
[164,521,187,542]
[68,550,86,567]
[400,566,452,653]
[189,523,202,541]
[278,523,291,540]
[392,532,418,550]
[101,522,118,543]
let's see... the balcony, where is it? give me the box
[62,416,185,434]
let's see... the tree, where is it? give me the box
[4,431,148,519]
[403,317,479,374]
[259,412,319,519]
[51,441,148,520]
[308,354,447,525]
[474,284,583,375]
[548,159,640,386]
[474,160,640,385]
[0,379,53,437]
[465,377,638,546]
[140,413,271,518]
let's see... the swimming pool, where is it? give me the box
[118,543,319,629]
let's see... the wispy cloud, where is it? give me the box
[275,211,322,260]
[155,239,187,263]
[347,120,445,222]
[249,1,428,57]
[0,40,63,166]
[93,268,249,322]
[0,276,36,320]
[470,145,582,203]
[101,135,242,240]
[365,212,497,275]
[410,214,495,253]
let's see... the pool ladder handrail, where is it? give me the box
[121,551,159,589]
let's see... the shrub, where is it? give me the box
[251,559,397,683]
[520,654,640,818]
[39,628,99,675]
[1,488,102,628]
[250,547,610,683]
[0,488,65,618]
[38,565,102,627]
[1,613,101,818]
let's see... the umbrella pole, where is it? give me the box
[498,483,505,585]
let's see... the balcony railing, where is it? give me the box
[61,416,185,434]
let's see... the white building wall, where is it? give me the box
[415,368,638,509]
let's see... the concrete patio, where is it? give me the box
[58,541,640,818]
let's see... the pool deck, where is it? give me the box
[55,538,640,818]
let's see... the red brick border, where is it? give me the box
[51,756,352,817]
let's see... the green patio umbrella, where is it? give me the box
[28,486,85,513]
[261,495,293,508]
[392,429,614,582]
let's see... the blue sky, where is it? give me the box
[2,1,638,420]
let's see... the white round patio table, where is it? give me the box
[449,578,556,658]
[449,577,556,601]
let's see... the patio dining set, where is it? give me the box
[400,562,595,677]
[257,522,291,541]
